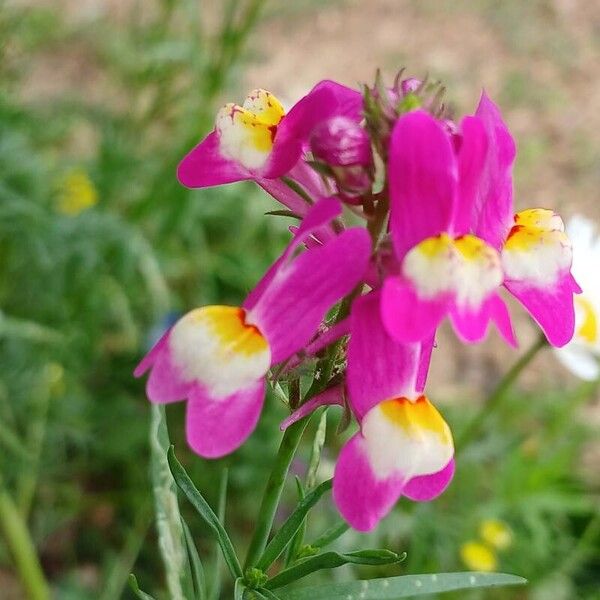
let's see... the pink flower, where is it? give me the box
[381,94,578,347]
[333,293,454,531]
[135,199,370,458]
[176,82,362,218]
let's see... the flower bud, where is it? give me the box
[310,116,372,167]
[401,77,421,95]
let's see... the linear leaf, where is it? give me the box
[256,479,332,571]
[278,572,527,599]
[168,446,243,579]
[255,588,283,600]
[264,210,302,220]
[211,468,229,600]
[310,520,349,549]
[150,406,191,600]
[128,574,158,600]
[284,478,306,567]
[181,517,207,600]
[265,549,403,590]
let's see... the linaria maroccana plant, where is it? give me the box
[132,69,581,598]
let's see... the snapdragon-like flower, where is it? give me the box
[553,216,600,379]
[332,293,455,531]
[382,94,578,347]
[135,199,370,458]
[177,82,362,218]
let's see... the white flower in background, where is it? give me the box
[553,215,600,380]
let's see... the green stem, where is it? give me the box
[0,475,49,600]
[366,195,389,245]
[455,333,547,454]
[243,417,310,570]
[211,469,229,600]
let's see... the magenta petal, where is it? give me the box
[134,330,169,377]
[348,293,420,419]
[505,274,576,347]
[140,333,191,404]
[449,294,516,346]
[257,177,313,218]
[472,92,517,249]
[333,434,405,532]
[177,131,249,188]
[250,227,371,363]
[416,336,435,394]
[285,318,351,371]
[454,115,488,235]
[389,110,457,261]
[279,385,343,431]
[403,459,455,502]
[186,379,265,458]
[381,277,448,344]
[243,198,343,311]
[266,81,362,178]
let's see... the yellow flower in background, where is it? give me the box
[56,168,98,216]
[460,541,497,572]
[480,519,513,550]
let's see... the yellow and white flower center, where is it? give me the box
[216,89,285,171]
[361,396,453,481]
[502,209,572,287]
[169,306,271,399]
[402,233,503,309]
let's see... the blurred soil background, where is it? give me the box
[2,0,600,598]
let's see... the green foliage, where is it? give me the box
[1,1,599,599]
[279,572,527,599]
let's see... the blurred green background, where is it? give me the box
[1,1,599,598]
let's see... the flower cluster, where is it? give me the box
[135,74,579,531]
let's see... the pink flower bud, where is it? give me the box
[401,78,421,95]
[310,117,372,167]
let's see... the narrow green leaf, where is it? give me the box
[265,549,403,590]
[278,572,527,599]
[150,406,191,599]
[168,446,243,579]
[181,517,207,600]
[306,410,327,489]
[128,574,158,600]
[255,588,283,600]
[234,577,247,600]
[280,177,314,205]
[211,468,229,600]
[264,210,302,220]
[256,479,332,571]
[284,478,306,567]
[310,520,349,549]
[304,160,334,178]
